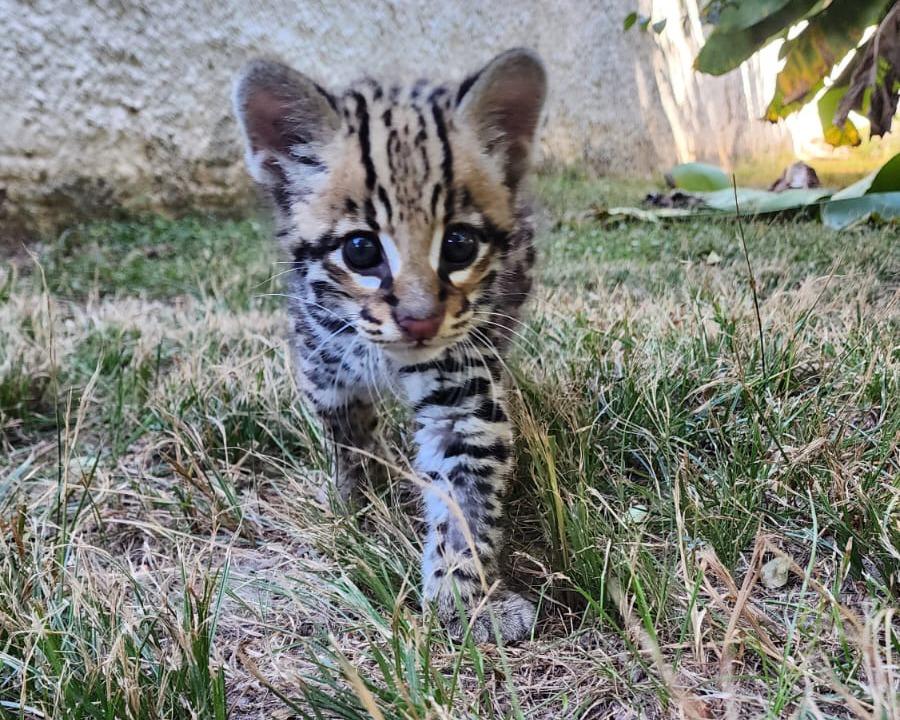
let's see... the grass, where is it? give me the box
[1,169,898,719]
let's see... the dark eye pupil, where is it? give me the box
[343,233,382,270]
[442,226,478,267]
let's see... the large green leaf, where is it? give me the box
[775,0,889,105]
[697,187,832,214]
[821,192,900,229]
[670,162,730,191]
[714,0,796,33]
[695,0,818,76]
[831,152,900,199]
[818,85,861,147]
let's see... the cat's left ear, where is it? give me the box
[456,48,547,189]
[232,59,340,191]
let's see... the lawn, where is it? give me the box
[1,170,898,719]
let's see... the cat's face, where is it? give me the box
[234,50,546,361]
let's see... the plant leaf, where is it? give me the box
[818,86,861,147]
[831,152,900,199]
[695,0,818,76]
[624,12,638,31]
[713,0,797,33]
[834,4,900,138]
[821,192,900,229]
[670,163,730,192]
[775,0,890,106]
[765,79,825,121]
[697,187,832,213]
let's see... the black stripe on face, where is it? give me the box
[377,185,393,223]
[311,279,351,301]
[483,218,511,251]
[307,232,341,260]
[292,244,310,265]
[359,307,381,325]
[311,311,356,335]
[430,183,442,219]
[430,102,455,216]
[294,154,323,168]
[364,198,378,230]
[272,184,292,215]
[351,91,377,190]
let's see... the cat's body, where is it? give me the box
[233,49,547,642]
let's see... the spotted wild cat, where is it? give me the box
[233,48,546,642]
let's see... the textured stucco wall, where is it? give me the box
[0,0,789,229]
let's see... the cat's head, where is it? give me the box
[233,49,546,361]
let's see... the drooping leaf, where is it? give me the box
[831,152,900,199]
[713,0,797,33]
[821,192,900,229]
[834,4,900,138]
[695,0,818,76]
[765,79,825,121]
[774,0,890,105]
[670,162,730,192]
[818,86,861,147]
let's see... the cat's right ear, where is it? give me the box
[232,59,340,190]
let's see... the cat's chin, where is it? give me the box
[381,341,453,365]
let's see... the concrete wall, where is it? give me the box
[0,0,790,229]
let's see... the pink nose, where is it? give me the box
[395,310,444,341]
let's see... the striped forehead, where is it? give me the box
[339,82,455,230]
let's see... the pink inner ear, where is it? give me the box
[245,89,294,155]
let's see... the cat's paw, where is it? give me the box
[437,590,535,644]
[314,474,356,510]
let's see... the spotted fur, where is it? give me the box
[233,49,547,642]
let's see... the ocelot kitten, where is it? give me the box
[233,48,546,642]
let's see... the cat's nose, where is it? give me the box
[394,309,445,341]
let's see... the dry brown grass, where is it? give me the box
[1,176,898,718]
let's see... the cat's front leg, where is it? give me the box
[293,323,380,505]
[318,400,379,503]
[405,354,535,642]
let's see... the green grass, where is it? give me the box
[1,173,898,718]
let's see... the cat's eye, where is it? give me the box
[342,232,383,271]
[441,224,480,269]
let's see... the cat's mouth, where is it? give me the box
[377,335,460,362]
